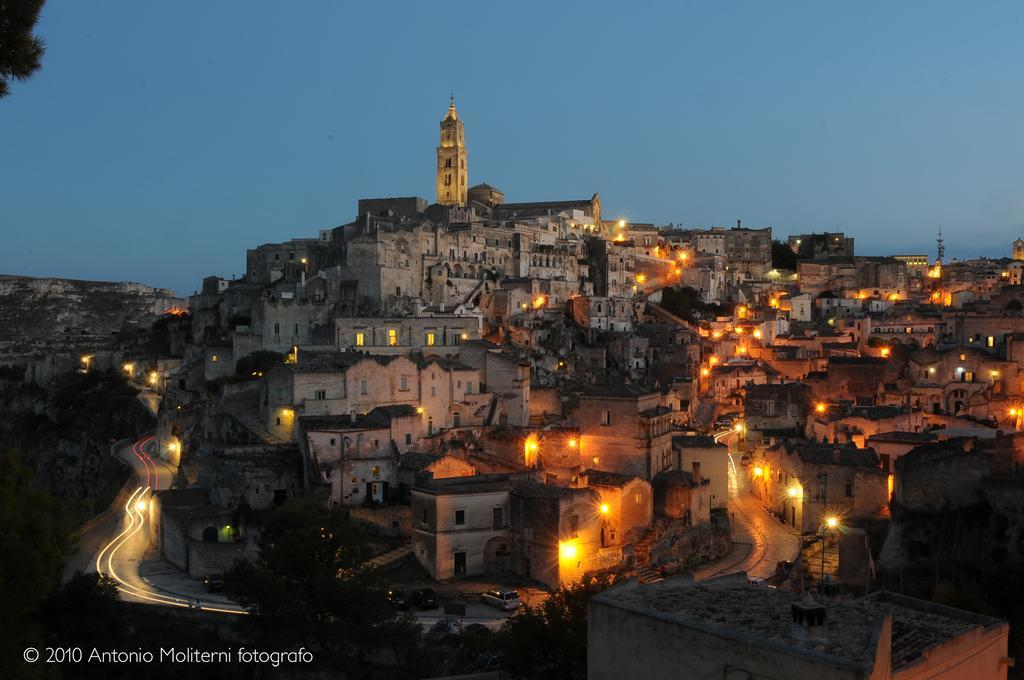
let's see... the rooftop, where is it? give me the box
[592,582,1003,673]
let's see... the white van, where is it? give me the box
[481,588,521,611]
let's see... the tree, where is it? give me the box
[0,0,46,98]
[225,502,419,672]
[771,239,798,270]
[235,350,284,378]
[494,575,614,680]
[0,447,75,679]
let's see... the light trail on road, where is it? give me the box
[130,435,158,490]
[94,438,246,616]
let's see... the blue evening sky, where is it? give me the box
[2,1,1022,295]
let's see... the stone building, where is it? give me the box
[789,231,855,258]
[436,97,468,206]
[411,472,512,581]
[261,349,491,441]
[150,488,256,579]
[757,441,888,534]
[671,434,729,509]
[510,479,605,589]
[334,311,483,356]
[299,406,420,506]
[589,581,1009,680]
[574,384,675,480]
[581,469,653,549]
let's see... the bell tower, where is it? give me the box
[436,96,468,206]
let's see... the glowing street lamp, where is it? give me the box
[567,438,578,448]
[136,500,148,512]
[880,347,891,358]
[825,516,839,529]
[815,402,827,414]
[559,541,578,560]
[599,503,610,515]
[753,466,763,477]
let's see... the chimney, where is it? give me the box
[790,593,828,641]
[737,219,742,228]
[691,461,702,485]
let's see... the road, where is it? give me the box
[90,435,246,615]
[693,430,800,581]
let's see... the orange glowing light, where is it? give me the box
[678,252,688,261]
[568,438,578,448]
[533,295,547,309]
[1010,408,1019,417]
[753,329,762,339]
[815,402,827,414]
[888,293,899,302]
[636,274,647,285]
[711,330,722,339]
[709,356,719,366]
[753,467,763,477]
[524,434,540,465]
[700,367,710,377]
[825,516,839,529]
[880,347,891,358]
[599,503,610,514]
[559,541,578,560]
[165,307,188,316]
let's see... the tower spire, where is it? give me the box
[437,96,467,205]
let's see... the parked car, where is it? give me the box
[747,576,777,589]
[481,588,522,611]
[425,619,462,646]
[202,574,224,593]
[386,588,409,610]
[714,415,735,429]
[412,587,439,610]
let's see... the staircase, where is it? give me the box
[632,528,665,584]
[691,401,717,432]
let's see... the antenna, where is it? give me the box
[936,225,945,263]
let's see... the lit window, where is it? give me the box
[426,332,436,347]
[211,355,219,363]
[355,332,364,347]
[388,329,398,346]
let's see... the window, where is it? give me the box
[371,466,380,478]
[329,438,336,446]
[426,332,436,347]
[355,332,365,347]
[492,507,504,529]
[405,433,412,446]
[388,329,398,346]
[466,382,473,394]
[211,355,219,363]
[273,322,280,335]
[601,411,611,426]
[360,380,368,395]
[453,412,461,427]
[431,385,437,397]
[988,336,995,348]
[400,376,408,391]
[635,491,642,504]
[570,514,579,536]
[421,508,428,524]
[314,390,326,400]
[454,509,465,526]
[845,483,853,497]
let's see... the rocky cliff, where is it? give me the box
[0,274,185,356]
